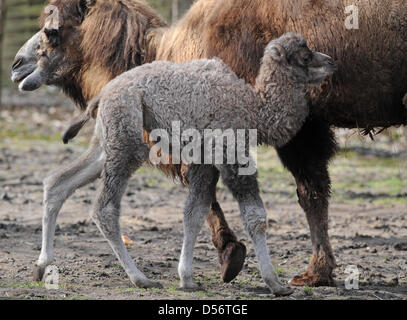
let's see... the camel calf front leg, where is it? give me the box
[182,163,247,283]
[217,164,293,296]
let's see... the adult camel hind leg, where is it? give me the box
[277,118,337,287]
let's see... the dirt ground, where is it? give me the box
[0,105,406,300]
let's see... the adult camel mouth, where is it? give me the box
[10,31,42,90]
[11,54,44,92]
[11,57,37,84]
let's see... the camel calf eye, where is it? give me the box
[303,54,312,64]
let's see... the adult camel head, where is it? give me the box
[11,0,166,109]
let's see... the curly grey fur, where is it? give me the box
[34,33,335,296]
[82,33,335,296]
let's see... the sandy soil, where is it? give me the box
[0,106,406,300]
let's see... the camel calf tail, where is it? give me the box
[62,95,101,144]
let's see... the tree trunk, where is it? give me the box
[172,0,179,23]
[0,0,6,107]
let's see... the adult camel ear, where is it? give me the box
[43,4,61,46]
[268,44,287,63]
[403,93,407,107]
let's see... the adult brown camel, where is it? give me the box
[11,0,407,288]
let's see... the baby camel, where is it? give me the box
[63,33,335,295]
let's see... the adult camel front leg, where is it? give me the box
[277,118,337,287]
[33,135,104,281]
[206,190,246,283]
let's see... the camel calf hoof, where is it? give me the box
[272,285,294,297]
[289,271,336,287]
[33,264,46,282]
[180,281,201,291]
[134,279,163,289]
[221,241,247,283]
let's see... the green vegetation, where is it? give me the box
[8,281,44,289]
[276,267,284,276]
[117,286,136,293]
[254,147,407,205]
[0,122,61,142]
[168,284,178,291]
[303,286,314,294]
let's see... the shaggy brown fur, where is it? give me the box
[79,0,167,96]
[44,0,407,200]
[41,0,185,179]
[203,0,407,129]
[43,0,407,129]
[39,0,167,110]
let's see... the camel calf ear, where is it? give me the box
[268,44,287,63]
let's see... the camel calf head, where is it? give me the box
[263,33,336,86]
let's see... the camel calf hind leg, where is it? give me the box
[34,136,104,281]
[93,104,162,288]
[92,159,160,288]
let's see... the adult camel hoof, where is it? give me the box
[33,264,45,282]
[221,241,247,283]
[289,271,336,287]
